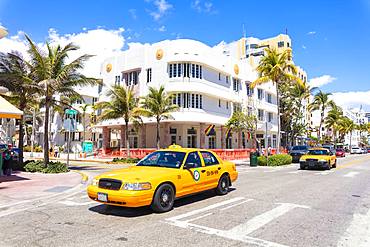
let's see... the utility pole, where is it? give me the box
[30,108,36,158]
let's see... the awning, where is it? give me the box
[0,96,23,119]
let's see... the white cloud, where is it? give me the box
[302,45,306,49]
[129,9,137,19]
[307,31,316,35]
[149,0,173,21]
[309,75,336,88]
[331,91,370,111]
[0,27,126,79]
[158,25,166,32]
[191,0,217,14]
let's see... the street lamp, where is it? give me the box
[0,25,8,39]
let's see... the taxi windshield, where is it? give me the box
[307,149,329,155]
[137,151,186,168]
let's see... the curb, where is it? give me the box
[26,157,111,164]
[72,170,89,184]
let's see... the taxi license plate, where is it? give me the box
[97,192,108,202]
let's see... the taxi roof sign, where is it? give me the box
[168,144,182,149]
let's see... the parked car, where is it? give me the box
[289,145,310,163]
[335,148,345,157]
[350,147,362,154]
[367,147,370,153]
[361,147,368,154]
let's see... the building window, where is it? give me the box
[218,73,221,80]
[173,64,177,77]
[226,101,229,109]
[250,44,258,49]
[122,71,140,86]
[199,65,202,79]
[146,68,152,83]
[195,65,199,78]
[267,93,272,103]
[246,83,253,96]
[219,99,221,107]
[196,94,199,108]
[232,78,241,92]
[287,42,290,48]
[169,64,173,78]
[208,136,216,149]
[258,109,264,121]
[191,94,195,108]
[191,64,195,77]
[177,63,182,77]
[258,89,263,100]
[200,95,203,109]
[92,97,98,105]
[268,112,273,122]
[226,76,229,84]
[177,93,181,106]
[278,41,284,48]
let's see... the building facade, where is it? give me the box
[96,38,280,151]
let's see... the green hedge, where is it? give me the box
[112,157,140,164]
[267,154,292,166]
[24,160,69,173]
[257,156,267,166]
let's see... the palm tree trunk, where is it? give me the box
[83,111,86,142]
[276,84,281,154]
[43,98,50,165]
[125,120,130,158]
[156,118,160,149]
[318,110,324,142]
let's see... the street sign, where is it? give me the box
[65,109,78,115]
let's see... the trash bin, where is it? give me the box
[250,152,258,167]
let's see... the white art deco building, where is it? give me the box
[95,38,280,151]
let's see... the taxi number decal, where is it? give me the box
[193,170,200,181]
[206,170,218,176]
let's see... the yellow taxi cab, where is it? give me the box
[87,145,238,213]
[299,147,337,170]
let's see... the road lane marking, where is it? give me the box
[337,207,370,246]
[220,199,254,211]
[167,197,244,221]
[227,203,310,236]
[166,200,309,247]
[343,171,360,178]
[59,200,97,206]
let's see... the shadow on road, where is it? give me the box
[0,173,30,183]
[88,188,236,217]
[68,166,105,171]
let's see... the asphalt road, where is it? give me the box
[1,154,370,247]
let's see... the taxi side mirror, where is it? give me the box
[184,163,196,169]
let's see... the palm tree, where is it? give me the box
[95,85,141,157]
[287,82,317,145]
[80,104,89,142]
[25,35,98,165]
[325,104,343,147]
[251,48,301,152]
[338,117,356,152]
[309,90,335,141]
[0,51,41,164]
[138,86,178,149]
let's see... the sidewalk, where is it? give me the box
[0,171,83,207]
[23,152,113,163]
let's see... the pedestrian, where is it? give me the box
[49,146,53,157]
[54,146,59,158]
[3,148,12,176]
[268,146,272,156]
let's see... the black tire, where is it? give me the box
[300,165,306,170]
[326,163,331,170]
[151,183,175,213]
[216,174,230,195]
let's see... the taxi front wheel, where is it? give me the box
[151,184,175,213]
[216,174,230,195]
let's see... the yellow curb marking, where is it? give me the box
[72,170,89,183]
[336,156,370,170]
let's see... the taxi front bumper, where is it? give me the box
[87,185,154,207]
[300,160,329,169]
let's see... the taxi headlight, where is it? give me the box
[91,178,99,186]
[123,182,152,191]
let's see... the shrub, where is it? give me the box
[267,154,292,166]
[257,156,267,166]
[24,160,45,172]
[24,160,68,173]
[23,146,43,152]
[112,157,140,164]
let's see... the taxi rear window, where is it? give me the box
[307,149,329,155]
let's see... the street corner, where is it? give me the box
[0,171,83,206]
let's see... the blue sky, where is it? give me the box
[1,0,370,109]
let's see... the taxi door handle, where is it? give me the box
[201,170,206,173]
[218,167,221,170]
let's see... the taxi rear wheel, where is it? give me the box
[332,160,337,168]
[216,174,230,195]
[151,183,175,213]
